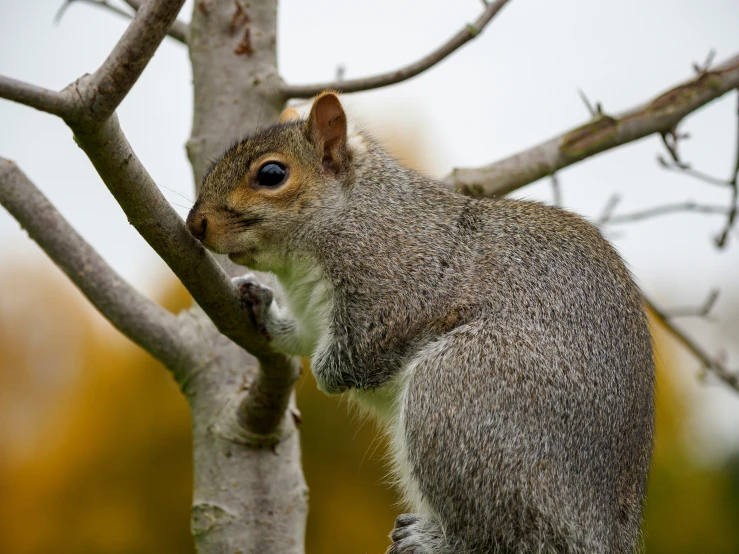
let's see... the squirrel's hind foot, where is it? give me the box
[386,514,460,554]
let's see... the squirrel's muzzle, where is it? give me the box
[186,209,208,242]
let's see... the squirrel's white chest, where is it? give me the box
[274,259,333,357]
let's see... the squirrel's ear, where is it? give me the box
[306,91,348,174]
[279,107,301,123]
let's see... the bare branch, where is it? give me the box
[659,158,731,187]
[602,201,731,226]
[281,0,511,98]
[2,0,187,121]
[69,115,298,435]
[662,289,720,319]
[595,193,621,225]
[121,0,188,43]
[69,115,263,356]
[0,75,74,117]
[550,173,562,207]
[654,92,739,247]
[577,88,597,118]
[646,294,739,392]
[659,130,689,169]
[716,92,739,246]
[0,158,191,372]
[74,0,187,121]
[55,0,132,23]
[444,52,739,197]
[57,0,188,44]
[693,49,716,75]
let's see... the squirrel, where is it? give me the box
[186,91,655,554]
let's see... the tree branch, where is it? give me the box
[0,157,191,373]
[659,159,732,188]
[653,91,739,247]
[600,201,731,226]
[122,0,188,43]
[1,0,295,437]
[646,294,739,392]
[1,0,186,121]
[660,289,719,319]
[56,0,132,23]
[56,0,189,44]
[69,115,298,435]
[280,0,511,98]
[73,0,187,121]
[0,75,74,117]
[717,92,739,246]
[445,52,739,197]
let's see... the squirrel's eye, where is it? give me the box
[256,162,287,187]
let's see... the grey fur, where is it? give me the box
[189,106,654,554]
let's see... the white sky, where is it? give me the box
[1,0,738,458]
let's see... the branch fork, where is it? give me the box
[0,0,295,440]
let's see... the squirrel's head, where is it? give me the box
[186,91,355,271]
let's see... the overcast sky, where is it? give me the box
[1,0,738,457]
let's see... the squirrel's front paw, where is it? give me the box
[233,274,274,340]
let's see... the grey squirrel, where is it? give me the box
[186,92,655,554]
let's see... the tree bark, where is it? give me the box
[185,2,308,552]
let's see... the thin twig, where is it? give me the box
[0,158,191,372]
[716,92,739,247]
[550,173,562,207]
[604,201,731,226]
[662,289,720,319]
[444,52,739,197]
[655,91,739,247]
[55,0,132,23]
[693,49,716,75]
[646,293,739,392]
[658,158,731,188]
[659,130,689,168]
[577,89,597,118]
[56,0,188,44]
[596,194,621,225]
[281,0,511,97]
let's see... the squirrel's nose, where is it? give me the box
[186,210,208,241]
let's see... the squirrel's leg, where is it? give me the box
[387,514,462,554]
[232,274,308,356]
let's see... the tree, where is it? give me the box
[0,1,738,552]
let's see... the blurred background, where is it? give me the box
[1,0,739,552]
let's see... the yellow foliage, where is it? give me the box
[0,269,194,554]
[1,265,738,554]
[642,322,739,554]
